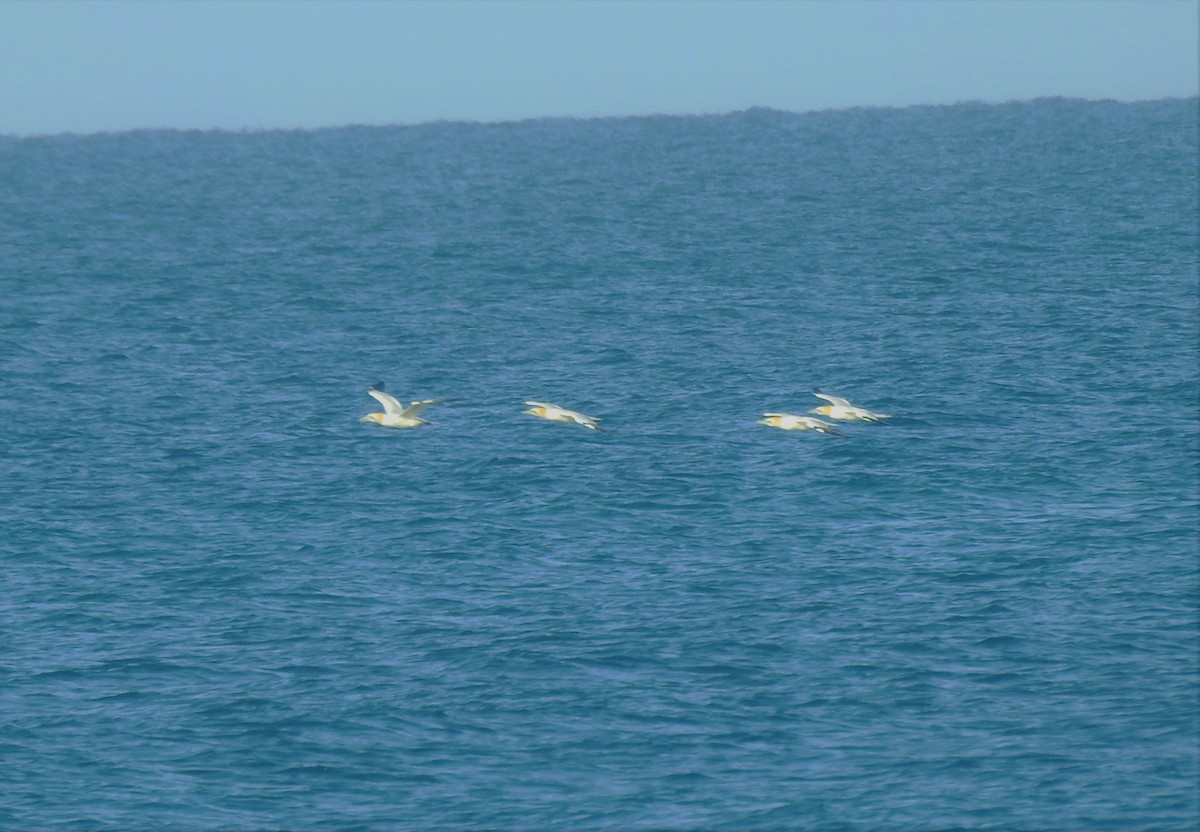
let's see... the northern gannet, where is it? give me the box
[808,393,890,422]
[758,413,841,434]
[522,401,604,430]
[360,384,443,428]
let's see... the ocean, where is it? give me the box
[1,98,1197,830]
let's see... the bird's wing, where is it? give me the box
[524,401,556,409]
[368,388,405,416]
[814,392,851,407]
[400,399,442,418]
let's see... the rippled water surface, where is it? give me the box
[2,99,1197,830]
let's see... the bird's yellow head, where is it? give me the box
[360,413,385,424]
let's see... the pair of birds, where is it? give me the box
[361,385,887,434]
[359,385,603,430]
[758,392,891,435]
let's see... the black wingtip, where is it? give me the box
[369,381,385,391]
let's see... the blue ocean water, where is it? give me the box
[1,98,1197,830]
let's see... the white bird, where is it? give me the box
[523,401,604,430]
[808,392,890,422]
[758,413,841,434]
[360,384,443,428]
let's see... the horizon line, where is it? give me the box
[2,94,1196,140]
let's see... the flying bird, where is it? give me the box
[808,392,890,422]
[522,401,605,431]
[360,383,444,428]
[758,413,841,434]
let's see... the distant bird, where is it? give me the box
[808,392,890,422]
[522,401,605,431]
[758,413,841,434]
[360,383,444,428]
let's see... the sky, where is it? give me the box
[0,0,1196,136]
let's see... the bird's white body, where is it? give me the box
[808,393,890,422]
[758,413,841,434]
[360,387,443,428]
[523,401,603,430]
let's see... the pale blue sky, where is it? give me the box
[1,0,1196,135]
